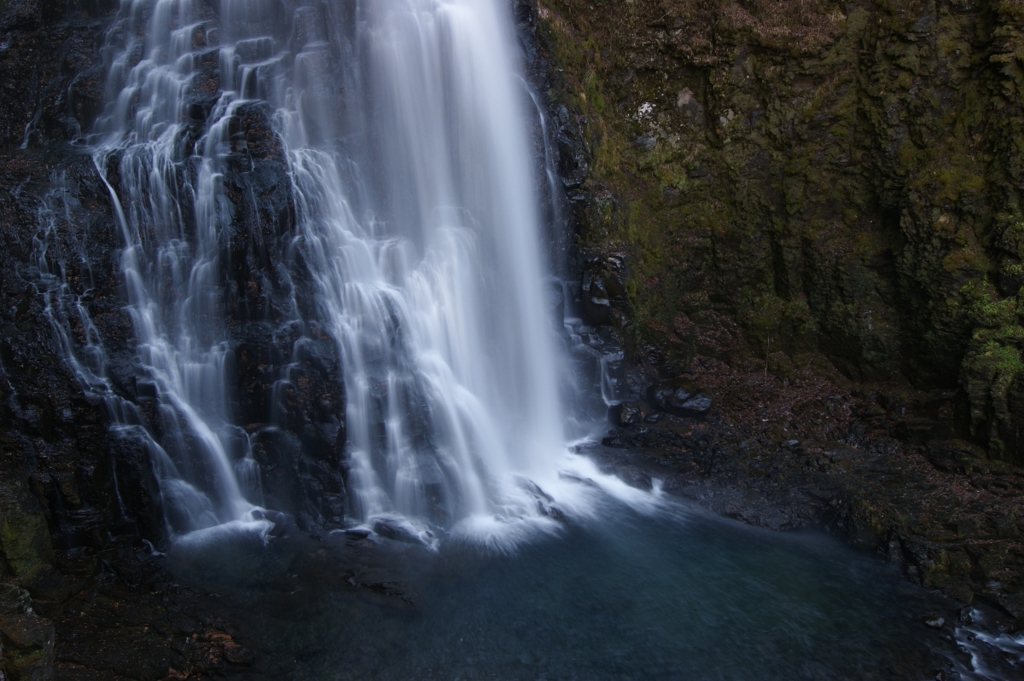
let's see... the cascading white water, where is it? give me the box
[67,0,645,547]
[289,0,567,536]
[86,0,290,537]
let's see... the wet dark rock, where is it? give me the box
[926,439,990,475]
[46,544,262,681]
[0,579,55,681]
[0,479,56,585]
[555,112,589,192]
[0,2,353,675]
[221,637,255,665]
[600,435,624,448]
[581,271,612,327]
[647,377,698,409]
[107,429,164,542]
[678,393,712,417]
[635,135,657,150]
[343,528,371,540]
[371,516,427,545]
[611,401,645,426]
[546,278,565,322]
[251,428,339,528]
[579,253,628,328]
[647,378,712,418]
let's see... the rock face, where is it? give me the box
[0,0,126,604]
[525,0,1024,624]
[0,0,350,676]
[534,0,1024,465]
[0,0,352,546]
[0,5,155,678]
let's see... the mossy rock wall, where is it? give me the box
[536,0,1024,462]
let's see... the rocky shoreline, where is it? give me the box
[584,351,1024,630]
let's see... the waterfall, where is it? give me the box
[75,0,595,546]
[287,0,567,539]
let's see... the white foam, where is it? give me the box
[171,517,275,549]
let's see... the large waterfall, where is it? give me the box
[69,0,619,547]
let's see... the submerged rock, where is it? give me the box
[370,516,432,545]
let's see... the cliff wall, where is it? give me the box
[520,0,1024,624]
[537,0,1024,462]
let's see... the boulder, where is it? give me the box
[646,378,712,418]
[611,401,645,426]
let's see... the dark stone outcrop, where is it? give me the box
[0,580,54,681]
[0,3,175,677]
[1,0,351,550]
[646,377,712,418]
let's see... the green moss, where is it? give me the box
[971,325,1024,346]
[7,647,53,681]
[583,70,606,115]
[982,343,1024,375]
[654,163,688,192]
[854,230,889,259]
[0,499,54,581]
[936,31,969,60]
[1000,221,1024,256]
[958,280,1017,329]
[944,247,991,275]
[590,129,622,177]
[978,299,1018,329]
[896,140,923,172]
